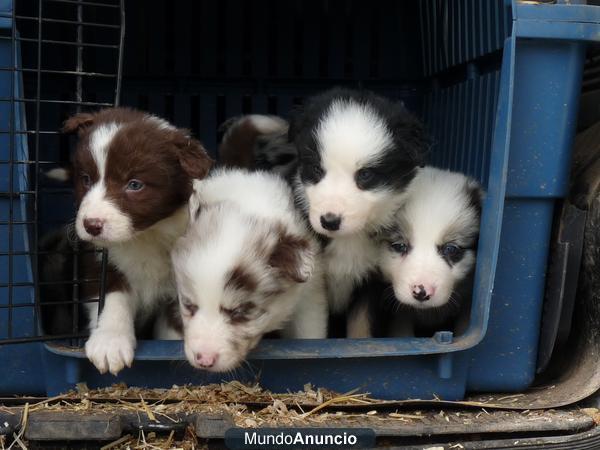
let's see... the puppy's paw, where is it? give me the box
[85,329,136,375]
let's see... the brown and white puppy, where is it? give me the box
[63,107,213,375]
[167,169,327,372]
[218,114,297,179]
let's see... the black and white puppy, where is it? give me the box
[348,166,483,337]
[168,169,327,372]
[63,108,213,375]
[289,88,427,322]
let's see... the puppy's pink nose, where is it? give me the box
[411,284,436,302]
[195,352,218,368]
[83,218,104,236]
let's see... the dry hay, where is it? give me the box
[1,382,594,450]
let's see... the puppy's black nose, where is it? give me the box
[83,218,104,236]
[412,285,431,302]
[320,213,342,231]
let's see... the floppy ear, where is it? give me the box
[61,112,95,136]
[268,227,315,283]
[175,133,214,179]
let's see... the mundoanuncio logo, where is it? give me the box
[225,427,375,449]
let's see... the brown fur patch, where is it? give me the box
[268,226,311,283]
[218,118,262,169]
[69,107,213,232]
[225,265,258,292]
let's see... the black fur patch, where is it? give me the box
[345,271,394,338]
[466,181,483,218]
[347,271,474,338]
[289,88,428,191]
[438,244,466,267]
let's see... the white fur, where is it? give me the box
[90,123,120,180]
[76,182,134,242]
[296,172,405,315]
[84,291,136,375]
[247,115,288,134]
[76,123,135,243]
[171,169,328,372]
[380,166,481,310]
[306,100,396,236]
[84,207,188,374]
[324,232,381,314]
[192,169,301,224]
[317,100,393,166]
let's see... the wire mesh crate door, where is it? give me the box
[0,0,125,344]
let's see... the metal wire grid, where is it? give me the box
[0,0,124,344]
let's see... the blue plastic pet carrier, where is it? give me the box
[1,0,599,400]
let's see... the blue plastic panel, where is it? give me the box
[43,341,471,400]
[0,0,11,29]
[419,0,511,76]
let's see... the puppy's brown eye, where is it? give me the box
[81,173,91,188]
[221,302,255,324]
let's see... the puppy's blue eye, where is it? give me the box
[390,242,409,255]
[441,243,460,256]
[126,179,144,191]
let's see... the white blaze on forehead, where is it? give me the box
[77,122,134,242]
[173,206,255,300]
[402,167,480,246]
[89,122,122,180]
[316,100,393,170]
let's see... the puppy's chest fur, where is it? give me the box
[101,211,187,307]
[324,233,380,312]
[108,242,175,301]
